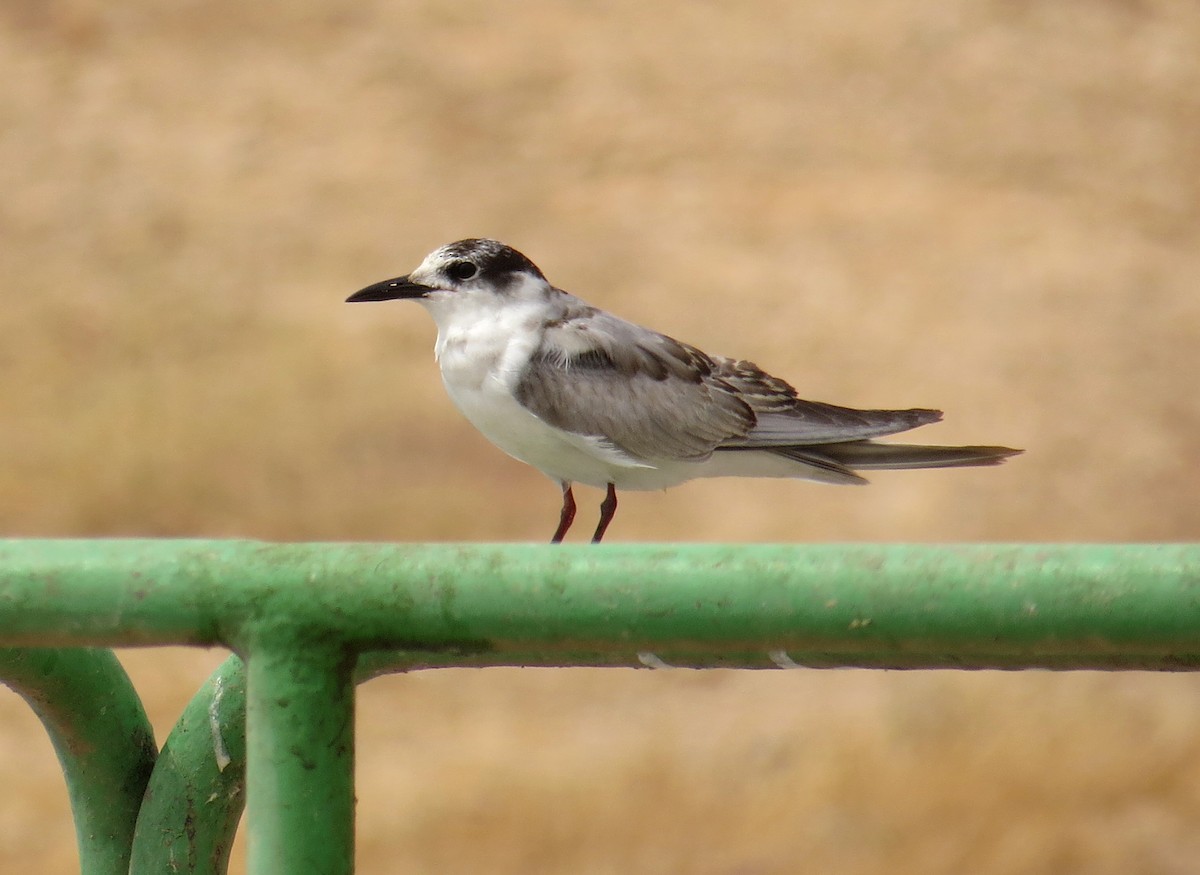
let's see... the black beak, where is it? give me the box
[346,276,434,303]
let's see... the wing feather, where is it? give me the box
[514,303,943,462]
[514,307,751,460]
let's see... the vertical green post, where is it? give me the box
[245,641,356,875]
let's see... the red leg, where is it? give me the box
[591,483,618,543]
[550,481,576,543]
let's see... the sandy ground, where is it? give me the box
[2,1,1199,872]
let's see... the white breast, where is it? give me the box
[430,301,667,489]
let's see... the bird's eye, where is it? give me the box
[446,261,478,281]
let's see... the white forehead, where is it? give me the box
[416,247,455,273]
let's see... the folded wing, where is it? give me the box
[514,306,946,463]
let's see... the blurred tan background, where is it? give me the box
[2,0,1200,872]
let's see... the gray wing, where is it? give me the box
[716,355,942,446]
[514,299,941,462]
[514,303,753,460]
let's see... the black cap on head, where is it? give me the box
[442,239,545,282]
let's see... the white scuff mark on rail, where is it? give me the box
[768,649,802,669]
[637,652,673,670]
[209,675,232,773]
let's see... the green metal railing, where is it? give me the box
[1,540,1199,874]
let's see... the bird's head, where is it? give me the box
[347,239,550,322]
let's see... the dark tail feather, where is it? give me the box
[806,441,1023,471]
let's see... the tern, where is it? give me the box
[348,239,1020,542]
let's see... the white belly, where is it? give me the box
[445,375,623,487]
[434,313,690,489]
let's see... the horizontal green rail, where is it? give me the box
[2,540,1199,875]
[0,540,1198,668]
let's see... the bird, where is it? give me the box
[347,238,1021,543]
